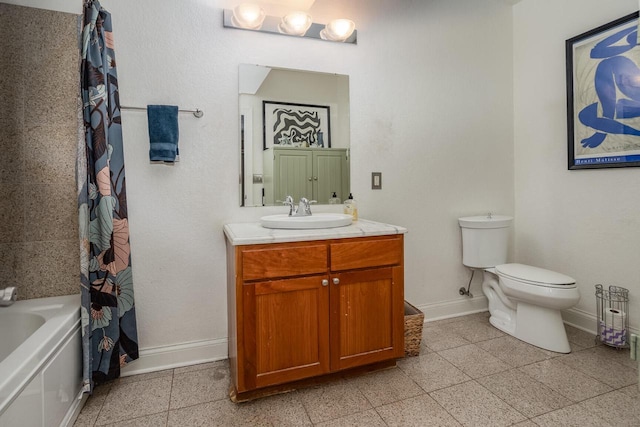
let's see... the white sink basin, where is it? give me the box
[260,213,353,229]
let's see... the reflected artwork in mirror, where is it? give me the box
[239,65,350,207]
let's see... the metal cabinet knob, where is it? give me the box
[333,278,340,285]
[322,279,329,287]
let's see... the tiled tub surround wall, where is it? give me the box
[0,4,79,299]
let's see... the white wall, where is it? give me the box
[91,0,515,371]
[513,0,640,333]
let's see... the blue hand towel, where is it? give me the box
[147,105,179,162]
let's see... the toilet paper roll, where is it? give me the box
[600,308,626,346]
[605,308,625,330]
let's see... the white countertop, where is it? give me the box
[224,219,407,246]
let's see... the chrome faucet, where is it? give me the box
[0,287,17,306]
[296,197,315,216]
[282,196,316,217]
[283,195,295,216]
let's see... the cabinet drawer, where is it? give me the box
[330,237,403,272]
[242,244,328,281]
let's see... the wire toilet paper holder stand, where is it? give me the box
[595,284,630,349]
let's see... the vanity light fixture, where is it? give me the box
[279,11,312,36]
[321,19,355,42]
[232,3,266,30]
[223,4,357,44]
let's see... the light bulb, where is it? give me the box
[321,19,355,42]
[279,11,312,36]
[232,3,265,30]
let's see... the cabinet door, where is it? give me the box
[330,267,404,371]
[242,275,330,390]
[312,150,348,204]
[273,149,313,203]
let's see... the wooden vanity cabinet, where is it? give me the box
[227,234,404,399]
[329,237,404,371]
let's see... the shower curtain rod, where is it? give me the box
[120,105,204,118]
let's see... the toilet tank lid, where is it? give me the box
[495,263,575,285]
[458,215,513,229]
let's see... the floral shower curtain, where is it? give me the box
[78,0,138,392]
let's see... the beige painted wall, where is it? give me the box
[2,0,515,367]
[0,3,79,299]
[94,0,514,354]
[513,0,640,332]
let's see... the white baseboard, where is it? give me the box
[414,297,640,337]
[416,295,489,323]
[120,338,228,377]
[562,307,639,336]
[119,297,488,377]
[562,307,597,334]
[117,303,636,378]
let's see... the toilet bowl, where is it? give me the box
[482,264,580,353]
[458,215,581,353]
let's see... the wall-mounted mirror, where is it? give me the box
[239,64,350,207]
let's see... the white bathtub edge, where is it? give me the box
[62,389,89,427]
[0,294,81,416]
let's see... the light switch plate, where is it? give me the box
[372,172,382,190]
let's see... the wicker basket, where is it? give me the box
[404,301,424,357]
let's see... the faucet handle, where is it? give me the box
[283,195,295,216]
[0,286,17,306]
[298,198,316,215]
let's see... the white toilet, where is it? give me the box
[458,215,580,353]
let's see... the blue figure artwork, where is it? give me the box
[578,26,640,148]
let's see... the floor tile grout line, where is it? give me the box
[553,355,629,391]
[471,378,529,423]
[477,366,579,419]
[428,388,472,427]
[353,369,427,411]
[96,409,170,427]
[168,368,175,412]
[371,405,392,427]
[90,385,112,426]
[92,371,175,426]
[513,361,618,405]
[555,349,637,388]
[299,392,321,425]
[165,394,232,413]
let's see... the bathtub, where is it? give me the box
[0,294,83,427]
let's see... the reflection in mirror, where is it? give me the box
[239,65,350,207]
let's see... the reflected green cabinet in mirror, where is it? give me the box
[263,147,349,205]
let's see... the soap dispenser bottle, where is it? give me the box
[329,192,341,204]
[343,193,358,221]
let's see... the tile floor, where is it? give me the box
[74,312,639,426]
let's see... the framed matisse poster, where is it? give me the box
[263,101,331,150]
[566,11,640,169]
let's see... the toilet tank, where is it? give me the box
[458,215,513,268]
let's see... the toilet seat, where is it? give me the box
[495,263,576,289]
